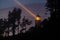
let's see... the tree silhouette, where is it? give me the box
[46,0,56,31]
[0,18,4,34]
[20,16,32,33]
[46,0,58,39]
[8,8,22,36]
[0,8,21,37]
[17,8,22,25]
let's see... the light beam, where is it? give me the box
[14,0,36,18]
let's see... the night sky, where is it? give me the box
[0,0,49,19]
[0,0,46,9]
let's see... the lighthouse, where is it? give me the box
[35,15,41,27]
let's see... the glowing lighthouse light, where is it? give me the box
[35,15,41,21]
[36,17,40,21]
